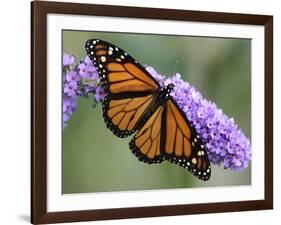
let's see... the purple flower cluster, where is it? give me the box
[77,56,103,99]
[62,52,251,172]
[145,67,251,172]
[62,54,104,128]
[63,54,79,128]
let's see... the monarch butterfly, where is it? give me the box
[85,39,211,181]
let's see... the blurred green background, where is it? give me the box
[62,30,251,194]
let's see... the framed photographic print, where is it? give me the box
[31,1,273,224]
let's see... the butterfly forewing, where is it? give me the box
[85,39,160,94]
[86,39,160,137]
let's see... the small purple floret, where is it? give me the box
[63,53,75,67]
[95,86,105,102]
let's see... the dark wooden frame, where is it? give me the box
[31,1,273,224]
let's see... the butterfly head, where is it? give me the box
[159,83,175,100]
[167,83,175,91]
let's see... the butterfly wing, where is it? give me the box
[103,95,155,137]
[129,105,165,164]
[85,39,160,137]
[85,39,160,94]
[130,97,210,179]
[164,98,211,180]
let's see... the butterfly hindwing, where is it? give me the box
[163,98,211,180]
[103,95,154,137]
[129,105,165,164]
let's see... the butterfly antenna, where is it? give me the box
[173,59,180,75]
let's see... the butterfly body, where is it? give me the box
[85,39,211,181]
[158,83,175,101]
[138,84,175,122]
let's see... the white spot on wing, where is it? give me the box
[191,158,197,164]
[101,56,106,62]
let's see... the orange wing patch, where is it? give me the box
[108,72,134,82]
[109,79,155,94]
[165,99,191,157]
[107,63,125,72]
[107,95,153,131]
[106,62,159,94]
[134,106,163,159]
[95,50,107,56]
[124,63,159,88]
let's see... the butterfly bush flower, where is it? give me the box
[62,53,251,172]
[62,54,104,128]
[63,54,79,128]
[95,86,105,102]
[145,67,251,172]
[63,53,75,67]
